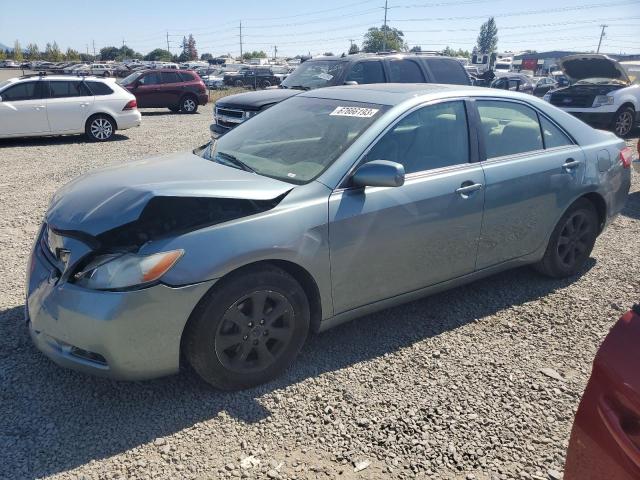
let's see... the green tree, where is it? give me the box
[362,26,406,53]
[476,17,498,54]
[25,43,39,59]
[409,45,422,53]
[241,50,267,60]
[118,45,141,60]
[13,40,23,61]
[348,43,360,55]
[99,46,119,60]
[200,53,213,61]
[44,42,63,61]
[65,48,80,61]
[144,48,173,61]
[0,50,6,61]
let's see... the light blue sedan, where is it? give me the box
[27,84,631,390]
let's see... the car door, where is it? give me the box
[160,71,184,106]
[44,80,95,133]
[328,100,485,314]
[133,71,163,107]
[0,80,49,136]
[473,98,585,269]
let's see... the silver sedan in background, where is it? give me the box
[27,84,631,390]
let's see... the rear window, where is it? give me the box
[425,58,469,85]
[48,81,91,98]
[178,71,196,82]
[85,81,113,95]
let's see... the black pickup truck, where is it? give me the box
[211,53,471,137]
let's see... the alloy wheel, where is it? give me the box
[615,110,633,137]
[90,118,113,140]
[214,290,295,374]
[182,98,196,112]
[557,211,591,268]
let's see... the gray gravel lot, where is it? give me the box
[0,104,639,480]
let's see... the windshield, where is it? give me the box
[0,80,11,91]
[281,60,345,89]
[200,96,388,184]
[621,63,640,84]
[120,71,144,86]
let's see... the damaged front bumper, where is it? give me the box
[26,231,216,381]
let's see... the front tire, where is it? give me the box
[180,95,198,114]
[184,265,310,390]
[534,199,598,278]
[612,106,635,137]
[85,114,115,141]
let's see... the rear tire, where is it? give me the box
[184,265,310,390]
[260,80,271,89]
[234,79,244,87]
[612,105,635,137]
[85,114,115,142]
[180,95,198,114]
[534,199,598,278]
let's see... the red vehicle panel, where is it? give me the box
[565,305,640,480]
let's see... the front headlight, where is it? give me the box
[74,249,183,290]
[593,95,614,107]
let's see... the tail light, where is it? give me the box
[123,99,137,111]
[620,146,632,168]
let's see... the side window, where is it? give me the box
[426,58,469,85]
[508,79,519,91]
[477,100,543,159]
[364,101,469,174]
[85,81,113,95]
[162,72,182,83]
[139,72,162,85]
[1,82,38,101]
[540,116,573,149]
[48,81,90,98]
[388,60,425,83]
[345,61,385,84]
[178,71,195,82]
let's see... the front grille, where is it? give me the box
[216,107,243,119]
[550,93,595,108]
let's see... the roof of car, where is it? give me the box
[298,83,479,106]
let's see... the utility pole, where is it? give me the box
[166,31,170,52]
[122,39,126,48]
[86,44,89,56]
[382,0,389,52]
[597,24,607,53]
[273,45,277,60]
[239,21,243,60]
[92,40,96,59]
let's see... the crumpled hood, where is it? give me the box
[47,151,293,236]
[215,88,299,110]
[559,54,630,83]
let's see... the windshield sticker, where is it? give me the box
[287,172,297,178]
[316,72,334,81]
[330,106,379,118]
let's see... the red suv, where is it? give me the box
[120,69,208,113]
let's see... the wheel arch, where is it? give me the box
[85,112,118,131]
[179,259,323,364]
[580,191,607,234]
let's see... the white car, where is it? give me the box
[0,74,141,141]
[543,54,639,137]
[88,64,114,77]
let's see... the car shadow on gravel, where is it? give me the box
[0,261,595,479]
[140,111,201,117]
[0,134,130,147]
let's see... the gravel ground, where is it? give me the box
[0,103,638,480]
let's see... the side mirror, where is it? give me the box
[344,80,358,86]
[352,160,405,188]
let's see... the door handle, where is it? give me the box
[563,158,581,170]
[456,183,483,195]
[80,103,88,107]
[34,105,45,110]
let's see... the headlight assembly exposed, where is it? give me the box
[592,95,614,107]
[74,249,184,290]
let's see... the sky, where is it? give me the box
[1,0,639,57]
